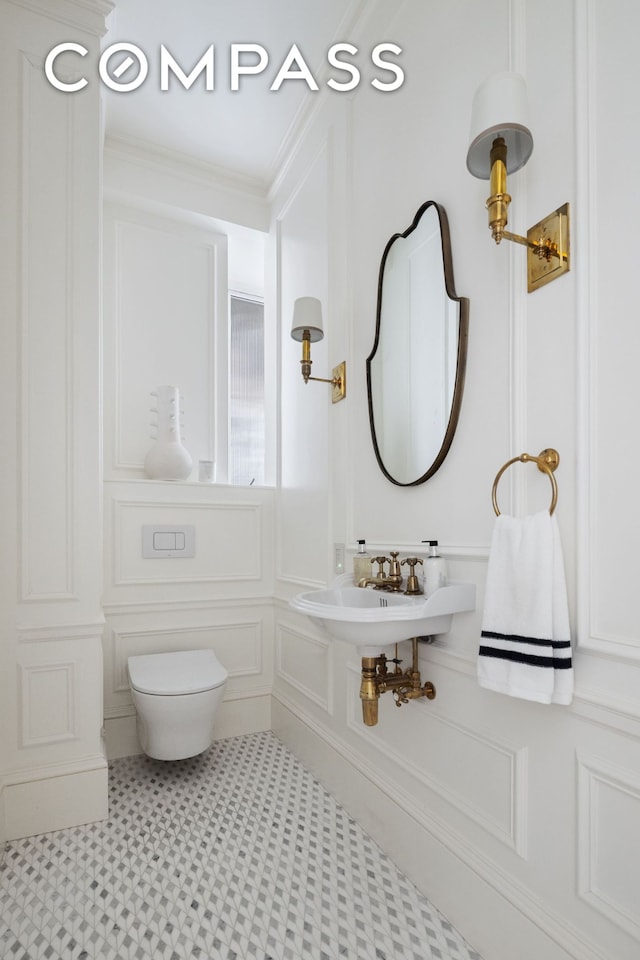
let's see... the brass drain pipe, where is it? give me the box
[359,638,436,726]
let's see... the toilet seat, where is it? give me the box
[128,649,227,696]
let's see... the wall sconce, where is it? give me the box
[290,297,346,403]
[466,71,570,292]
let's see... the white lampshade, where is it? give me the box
[466,72,534,179]
[291,296,324,342]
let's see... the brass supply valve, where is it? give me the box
[359,640,436,725]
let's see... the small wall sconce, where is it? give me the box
[290,297,346,403]
[466,71,570,292]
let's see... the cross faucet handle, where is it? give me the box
[401,557,424,595]
[372,556,389,577]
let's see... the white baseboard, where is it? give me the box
[271,696,608,960]
[3,756,109,841]
[104,694,272,761]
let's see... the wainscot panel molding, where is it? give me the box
[103,596,271,616]
[112,499,262,585]
[111,620,264,692]
[577,753,640,940]
[275,623,333,715]
[274,129,332,588]
[270,2,640,959]
[345,543,490,563]
[345,662,527,856]
[574,0,599,662]
[274,577,329,597]
[572,687,640,737]
[17,620,106,644]
[577,631,640,666]
[505,0,530,516]
[104,204,225,478]
[1,0,108,841]
[103,684,273,724]
[19,661,77,748]
[273,698,608,960]
[421,643,478,677]
[15,636,105,764]
[102,598,275,752]
[574,0,640,664]
[19,52,76,604]
[103,483,275,607]
[103,604,273,762]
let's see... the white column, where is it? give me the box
[0,0,114,840]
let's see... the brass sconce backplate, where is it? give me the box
[527,203,570,292]
[331,362,347,403]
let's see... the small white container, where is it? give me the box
[198,459,215,482]
[423,540,448,596]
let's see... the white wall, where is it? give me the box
[101,163,274,759]
[0,0,111,842]
[273,3,640,960]
[0,2,275,840]
[2,4,638,959]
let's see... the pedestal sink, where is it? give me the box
[290,573,475,653]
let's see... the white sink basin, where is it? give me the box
[290,574,475,651]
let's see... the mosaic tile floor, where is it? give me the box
[0,731,484,960]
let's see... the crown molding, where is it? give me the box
[267,0,401,194]
[3,0,114,36]
[105,133,269,201]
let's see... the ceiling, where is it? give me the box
[102,0,355,187]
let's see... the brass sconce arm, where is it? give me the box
[501,229,568,264]
[299,349,346,401]
[467,73,570,291]
[291,307,346,403]
[485,137,569,269]
[305,373,344,387]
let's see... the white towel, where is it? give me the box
[478,510,573,704]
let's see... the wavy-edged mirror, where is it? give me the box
[367,201,469,486]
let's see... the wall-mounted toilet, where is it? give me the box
[128,649,228,761]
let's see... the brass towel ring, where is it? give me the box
[492,448,560,516]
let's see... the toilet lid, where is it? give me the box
[128,649,228,696]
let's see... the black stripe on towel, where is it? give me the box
[481,630,571,651]
[479,645,573,669]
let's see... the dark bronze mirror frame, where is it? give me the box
[366,201,469,486]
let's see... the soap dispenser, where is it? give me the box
[353,540,372,584]
[423,540,448,596]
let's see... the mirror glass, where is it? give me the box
[367,201,469,486]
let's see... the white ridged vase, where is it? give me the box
[144,385,192,481]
